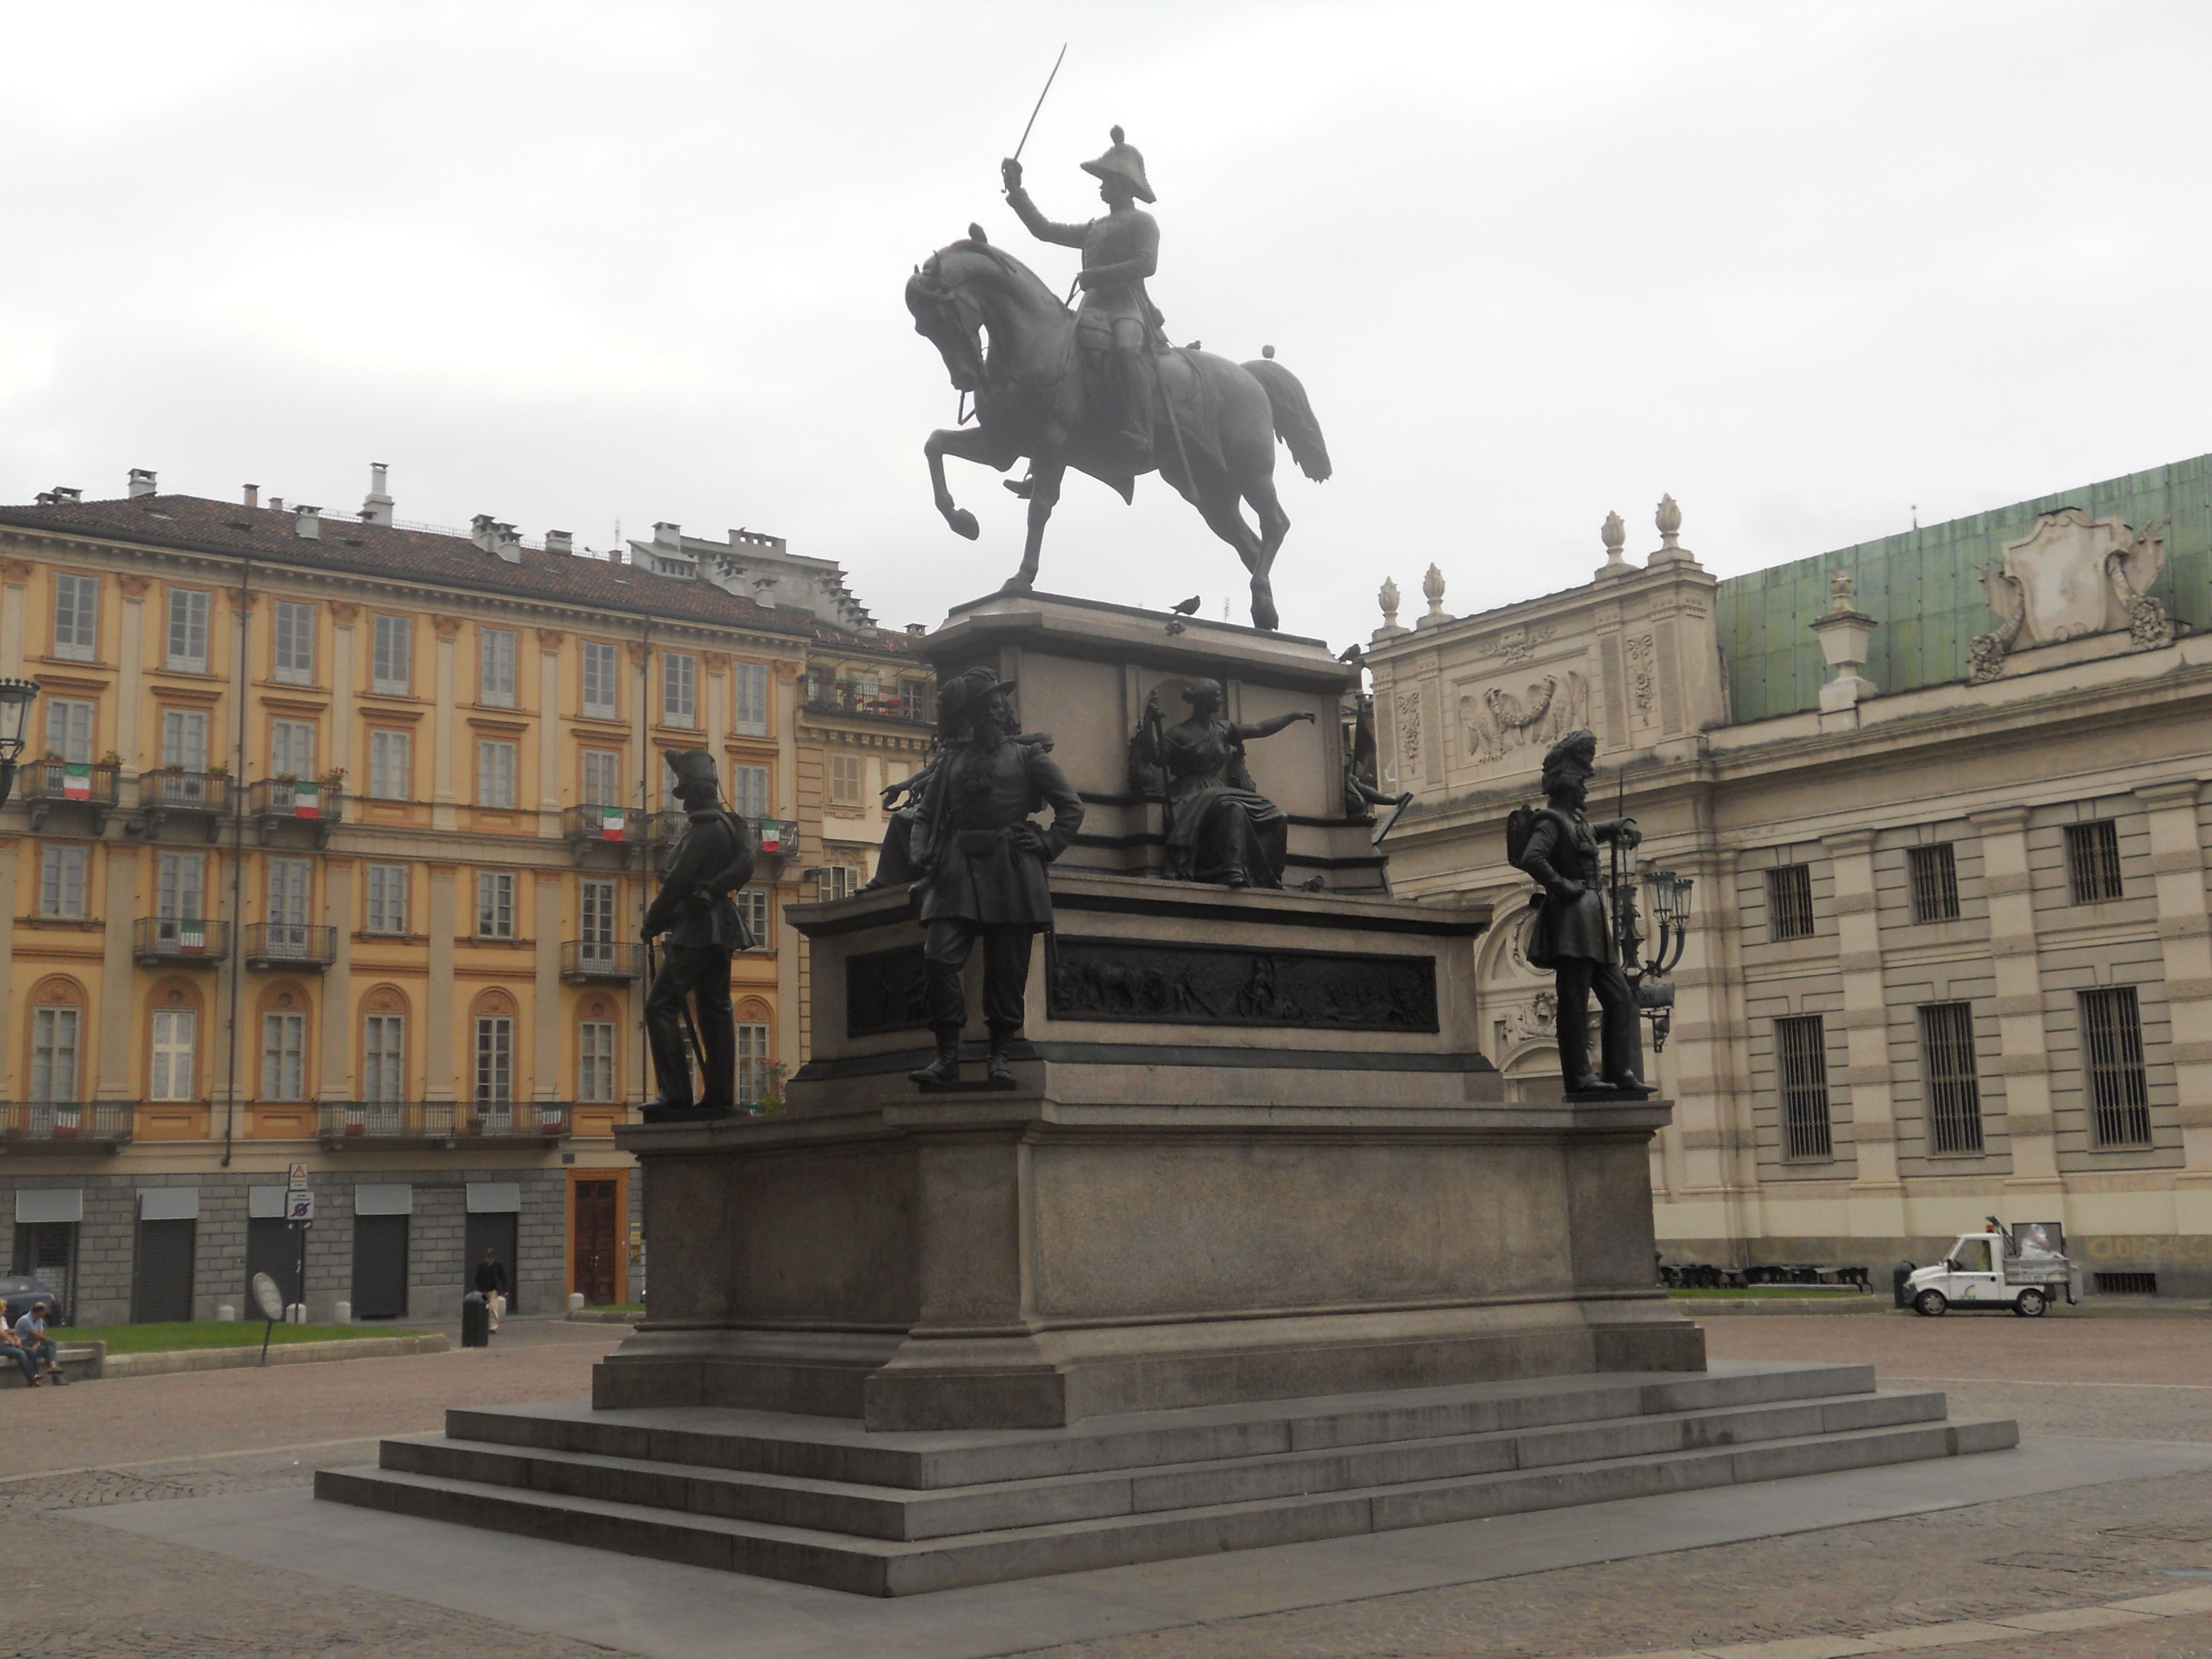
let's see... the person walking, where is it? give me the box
[472,1250,510,1333]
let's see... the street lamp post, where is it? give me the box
[1607,830,1693,1053]
[0,678,42,811]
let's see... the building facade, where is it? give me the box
[1367,454,2212,1297]
[0,471,912,1324]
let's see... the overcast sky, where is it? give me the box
[3,2,2207,649]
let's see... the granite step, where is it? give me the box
[317,1414,2019,1597]
[381,1387,1949,1542]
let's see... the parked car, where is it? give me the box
[0,1273,64,1326]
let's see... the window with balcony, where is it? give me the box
[2065,820,2123,904]
[1918,1001,1984,1155]
[476,870,516,939]
[267,858,312,953]
[52,572,97,660]
[581,640,619,719]
[1766,863,1814,941]
[38,846,87,919]
[578,1020,616,1103]
[363,1013,405,1104]
[581,748,622,807]
[1775,1015,1832,1161]
[737,1023,772,1105]
[273,600,316,684]
[480,628,518,708]
[829,754,863,811]
[369,729,411,799]
[579,880,617,969]
[167,588,210,672]
[365,864,409,935]
[1906,843,1959,923]
[157,851,207,926]
[475,1017,514,1105]
[46,698,94,764]
[733,661,769,735]
[731,763,769,820]
[262,1011,306,1101]
[371,614,411,695]
[477,740,518,809]
[2081,985,2151,1149]
[662,653,697,726]
[150,1009,197,1101]
[30,1006,81,1103]
[161,708,210,773]
[270,718,315,781]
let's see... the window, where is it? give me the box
[363,1014,405,1103]
[45,697,94,764]
[581,640,619,720]
[829,754,864,811]
[1906,843,1959,924]
[2065,820,2123,903]
[477,739,518,809]
[52,572,97,659]
[896,678,933,720]
[580,749,622,807]
[267,858,312,953]
[476,871,516,939]
[578,1021,617,1103]
[1919,1002,1984,1155]
[365,865,408,934]
[368,730,411,799]
[167,588,210,672]
[1766,863,1814,941]
[270,718,315,780]
[1775,1015,1832,1161]
[662,653,697,726]
[480,628,518,707]
[2081,986,2151,1149]
[730,763,769,821]
[733,661,769,735]
[160,708,209,773]
[739,887,771,951]
[474,1017,514,1105]
[273,600,315,684]
[30,1006,81,1103]
[371,615,411,694]
[737,1023,772,1105]
[261,1011,306,1101]
[157,851,206,921]
[149,1009,197,1102]
[37,846,87,919]
[579,880,617,968]
[816,865,863,902]
[1952,1237,1993,1275]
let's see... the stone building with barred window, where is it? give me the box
[0,468,916,1326]
[1365,452,2212,1298]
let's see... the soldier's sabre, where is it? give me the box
[644,934,709,1076]
[1008,43,1067,174]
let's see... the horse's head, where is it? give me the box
[906,232,1068,396]
[906,247,985,394]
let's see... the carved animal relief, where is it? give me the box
[1458,670,1592,772]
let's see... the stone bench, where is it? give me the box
[0,1339,106,1387]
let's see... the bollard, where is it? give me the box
[461,1291,491,1348]
[1893,1262,1915,1309]
[216,1304,237,1322]
[333,1300,352,1325]
[568,1292,586,1313]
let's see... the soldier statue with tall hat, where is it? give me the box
[1002,127,1163,468]
[640,749,758,1120]
[907,666,1085,1087]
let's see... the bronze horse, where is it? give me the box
[906,230,1330,633]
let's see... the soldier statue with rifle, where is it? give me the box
[640,749,758,1120]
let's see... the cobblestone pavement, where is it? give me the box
[17,1313,2211,1658]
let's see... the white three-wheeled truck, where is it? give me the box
[1906,1218,2083,1317]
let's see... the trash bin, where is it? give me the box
[461,1290,491,1348]
[1892,1262,1915,1310]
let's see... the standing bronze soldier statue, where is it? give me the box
[640,750,757,1120]
[1511,729,1647,1097]
[907,667,1084,1087]
[1002,127,1162,469]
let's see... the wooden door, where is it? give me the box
[573,1181,618,1305]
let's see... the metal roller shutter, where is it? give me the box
[131,1218,197,1323]
[245,1218,299,1313]
[351,1214,409,1319]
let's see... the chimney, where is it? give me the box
[653,521,682,549]
[470,514,520,564]
[127,468,158,499]
[361,462,394,527]
[544,530,573,556]
[905,622,927,638]
[753,577,777,610]
[270,496,284,512]
[607,544,623,565]
[293,504,322,539]
[243,484,260,509]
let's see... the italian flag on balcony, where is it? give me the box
[62,762,91,800]
[178,921,207,952]
[758,817,783,854]
[600,807,626,842]
[291,780,321,819]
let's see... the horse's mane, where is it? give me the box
[941,237,1070,316]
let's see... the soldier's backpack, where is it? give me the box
[1504,803,1540,873]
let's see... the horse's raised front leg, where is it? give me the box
[1006,458,1066,593]
[924,425,1013,541]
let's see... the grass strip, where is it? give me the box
[58,1321,426,1355]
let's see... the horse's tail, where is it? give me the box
[1242,355,1332,483]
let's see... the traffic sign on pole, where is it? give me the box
[287,1162,310,1190]
[286,1191,316,1223]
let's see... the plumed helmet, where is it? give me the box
[663,748,720,794]
[1539,729,1598,794]
[936,665,1017,735]
[1080,125,1155,203]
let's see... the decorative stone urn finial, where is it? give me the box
[1378,576,1400,628]
[1422,564,1446,614]
[1655,495,1682,550]
[1597,510,1630,579]
[1829,569,1856,614]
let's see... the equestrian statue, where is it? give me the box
[905,127,1331,633]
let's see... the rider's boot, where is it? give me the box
[1003,472,1034,499]
[1115,348,1153,466]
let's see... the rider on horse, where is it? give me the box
[1001,127,1162,470]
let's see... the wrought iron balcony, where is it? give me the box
[802,691,933,726]
[133,916,231,966]
[318,1100,572,1145]
[138,769,232,820]
[243,922,337,970]
[0,1100,134,1151]
[562,940,644,983]
[21,760,119,830]
[247,778,343,844]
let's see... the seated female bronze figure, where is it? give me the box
[1136,679,1316,888]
